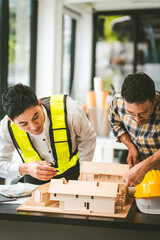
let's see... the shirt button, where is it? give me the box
[43,139,45,141]
[49,151,51,153]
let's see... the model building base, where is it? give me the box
[17,196,134,218]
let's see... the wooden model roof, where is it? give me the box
[80,162,129,176]
[34,182,50,194]
[49,179,118,198]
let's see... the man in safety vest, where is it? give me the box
[0,83,96,184]
[109,72,160,188]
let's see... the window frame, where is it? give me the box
[61,7,80,96]
[0,0,38,118]
[92,8,160,89]
[0,0,9,118]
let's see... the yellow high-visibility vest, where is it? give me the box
[8,95,79,175]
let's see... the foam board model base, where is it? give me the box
[17,196,134,218]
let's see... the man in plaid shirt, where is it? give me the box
[110,72,160,187]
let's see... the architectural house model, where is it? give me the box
[79,161,129,182]
[17,162,133,218]
[29,182,51,207]
[49,179,119,214]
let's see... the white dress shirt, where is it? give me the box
[0,96,96,178]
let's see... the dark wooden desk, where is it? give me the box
[0,200,160,240]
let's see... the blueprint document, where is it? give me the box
[0,183,37,204]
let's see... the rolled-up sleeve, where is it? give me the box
[0,116,21,178]
[109,94,127,141]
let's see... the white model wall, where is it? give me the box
[50,193,115,213]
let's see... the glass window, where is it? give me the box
[137,13,160,90]
[8,0,31,86]
[61,14,76,95]
[95,14,134,93]
[94,10,160,93]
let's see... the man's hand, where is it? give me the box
[119,133,139,167]
[19,161,58,181]
[127,144,139,168]
[123,161,146,187]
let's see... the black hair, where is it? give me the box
[2,83,38,120]
[121,72,156,103]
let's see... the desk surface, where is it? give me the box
[0,200,160,232]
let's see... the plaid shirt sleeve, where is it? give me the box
[109,93,128,141]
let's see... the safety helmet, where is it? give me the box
[134,170,160,198]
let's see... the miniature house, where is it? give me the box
[79,161,129,183]
[27,182,52,207]
[21,162,131,216]
[49,179,119,214]
[79,162,129,207]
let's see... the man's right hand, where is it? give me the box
[19,161,58,181]
[127,144,139,168]
[119,133,139,168]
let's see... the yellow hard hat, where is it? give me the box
[134,170,160,199]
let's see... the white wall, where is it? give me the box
[71,11,92,103]
[36,0,93,103]
[36,0,63,98]
[64,0,160,11]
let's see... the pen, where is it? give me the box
[38,161,60,172]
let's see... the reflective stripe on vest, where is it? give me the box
[50,95,79,174]
[9,94,79,175]
[9,123,41,163]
